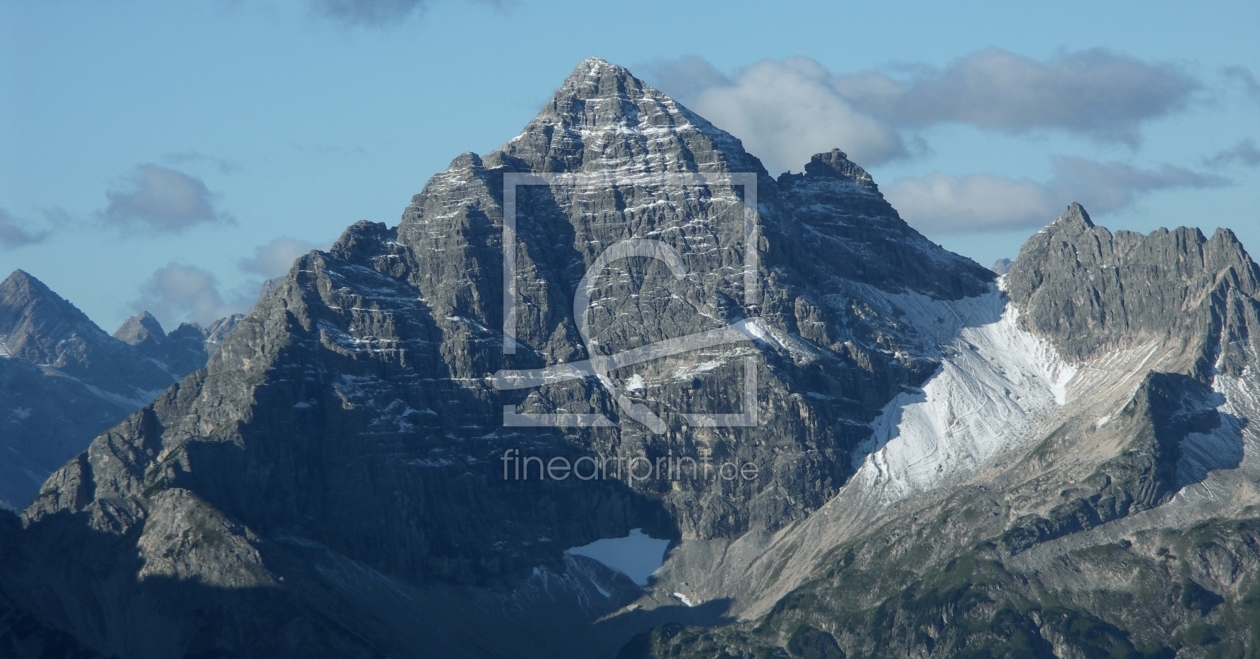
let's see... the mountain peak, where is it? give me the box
[565,57,632,86]
[0,268,184,401]
[1,269,99,348]
[497,58,763,175]
[114,310,167,347]
[1008,204,1260,375]
[1050,202,1095,230]
[547,56,655,107]
[3,268,33,283]
[802,149,878,191]
[1,269,52,303]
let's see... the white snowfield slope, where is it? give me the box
[565,528,670,587]
[649,285,1091,617]
[1169,365,1260,507]
[852,285,1076,505]
[1177,370,1250,488]
[647,280,1260,622]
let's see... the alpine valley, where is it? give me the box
[2,58,1258,658]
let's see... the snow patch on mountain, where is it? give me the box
[852,290,1077,503]
[565,528,670,586]
[1177,368,1257,487]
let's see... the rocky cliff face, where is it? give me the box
[1006,203,1260,377]
[0,58,994,658]
[630,205,1260,657]
[0,271,237,510]
[4,58,1258,659]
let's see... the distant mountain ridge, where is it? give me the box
[114,309,242,379]
[0,269,239,510]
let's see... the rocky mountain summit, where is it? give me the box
[1007,203,1260,375]
[113,310,242,379]
[2,59,1259,658]
[0,270,238,510]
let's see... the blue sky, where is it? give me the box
[2,0,1258,331]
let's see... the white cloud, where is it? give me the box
[239,237,325,278]
[132,237,327,327]
[1050,157,1226,213]
[837,49,1200,145]
[883,174,1057,233]
[0,208,50,250]
[648,50,1202,172]
[102,165,232,233]
[651,57,907,173]
[134,263,247,327]
[644,56,735,107]
[885,158,1227,233]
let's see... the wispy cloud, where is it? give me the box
[648,49,1202,172]
[133,263,248,327]
[310,0,428,26]
[1050,157,1226,212]
[1205,139,1260,168]
[885,158,1227,233]
[0,208,51,250]
[239,237,326,278]
[837,49,1199,145]
[1222,66,1260,102]
[163,151,242,175]
[310,0,504,26]
[101,165,233,234]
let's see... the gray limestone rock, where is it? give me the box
[0,58,993,657]
[7,59,1258,659]
[1006,203,1260,377]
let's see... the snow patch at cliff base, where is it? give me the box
[565,528,670,586]
[853,290,1076,503]
[1177,369,1256,487]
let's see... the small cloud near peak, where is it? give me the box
[101,164,232,234]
